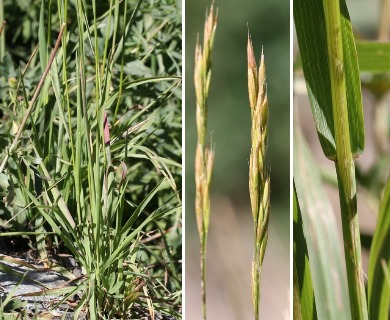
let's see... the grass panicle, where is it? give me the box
[247,33,270,320]
[194,3,217,320]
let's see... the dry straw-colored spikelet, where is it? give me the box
[194,3,217,320]
[247,32,270,320]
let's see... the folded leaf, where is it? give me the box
[294,127,351,319]
[294,0,364,160]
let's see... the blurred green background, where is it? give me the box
[185,0,290,318]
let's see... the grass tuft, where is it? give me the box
[0,0,182,318]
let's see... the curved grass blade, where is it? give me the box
[293,186,317,320]
[102,178,172,270]
[102,205,179,273]
[124,76,181,89]
[294,127,351,320]
[368,174,390,319]
[0,261,48,289]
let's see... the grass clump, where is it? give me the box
[0,0,182,318]
[193,3,217,320]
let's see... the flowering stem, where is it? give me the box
[247,33,270,320]
[194,4,217,320]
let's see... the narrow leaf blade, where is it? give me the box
[294,127,351,320]
[294,0,364,160]
[293,186,317,320]
[368,174,390,319]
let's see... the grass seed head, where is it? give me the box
[194,3,218,235]
[195,2,218,124]
[247,31,270,320]
[194,4,218,319]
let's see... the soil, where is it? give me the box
[0,242,178,320]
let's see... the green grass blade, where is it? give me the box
[50,56,70,140]
[21,188,81,263]
[293,186,317,320]
[118,178,169,241]
[0,2,5,62]
[0,261,48,289]
[368,174,390,319]
[338,0,364,157]
[39,0,48,73]
[18,286,77,298]
[294,0,364,160]
[0,232,55,236]
[294,127,351,320]
[34,149,76,229]
[102,206,178,272]
[124,76,181,89]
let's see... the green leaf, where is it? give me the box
[0,172,14,206]
[38,0,47,74]
[294,127,351,320]
[294,0,364,160]
[293,186,317,320]
[102,178,171,271]
[368,173,390,319]
[2,297,26,313]
[108,281,125,295]
[124,76,181,89]
[0,172,9,189]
